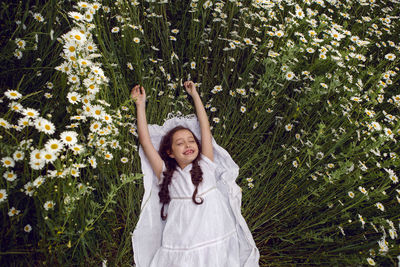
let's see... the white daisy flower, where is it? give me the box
[285,123,293,131]
[34,118,56,135]
[8,207,20,217]
[24,224,32,233]
[23,108,40,119]
[384,53,396,61]
[4,90,22,100]
[285,72,295,80]
[3,171,17,182]
[0,189,8,203]
[60,131,78,146]
[0,118,11,129]
[121,157,129,163]
[71,144,85,154]
[44,200,55,211]
[42,150,57,163]
[376,202,384,211]
[1,157,15,168]
[24,182,35,196]
[13,150,24,161]
[104,151,113,160]
[44,139,64,153]
[67,92,81,104]
[88,156,97,168]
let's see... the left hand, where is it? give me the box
[184,81,198,96]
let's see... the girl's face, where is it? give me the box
[168,129,199,169]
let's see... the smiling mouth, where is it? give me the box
[184,149,194,155]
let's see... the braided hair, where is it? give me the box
[158,126,204,220]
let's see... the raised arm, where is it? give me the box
[131,85,164,180]
[184,81,214,162]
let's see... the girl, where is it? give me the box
[130,81,260,267]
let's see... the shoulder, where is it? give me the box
[199,153,217,169]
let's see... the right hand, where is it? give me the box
[131,85,146,106]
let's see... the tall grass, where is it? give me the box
[1,0,399,266]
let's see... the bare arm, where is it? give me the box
[184,81,214,161]
[131,85,164,179]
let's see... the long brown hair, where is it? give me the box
[158,126,203,220]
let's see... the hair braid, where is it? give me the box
[190,158,204,204]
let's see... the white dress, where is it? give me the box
[149,154,240,267]
[131,114,260,267]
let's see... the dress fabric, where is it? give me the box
[131,114,260,267]
[149,154,240,267]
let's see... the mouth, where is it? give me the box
[183,149,195,155]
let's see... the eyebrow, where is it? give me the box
[175,137,195,142]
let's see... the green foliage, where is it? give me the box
[1,0,399,266]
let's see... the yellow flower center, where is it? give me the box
[75,35,81,40]
[45,125,51,130]
[51,144,58,149]
[5,160,11,165]
[66,136,72,142]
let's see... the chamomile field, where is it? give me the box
[0,0,399,266]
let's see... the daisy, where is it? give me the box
[385,53,396,61]
[13,150,24,161]
[24,224,32,233]
[111,27,120,33]
[68,11,83,21]
[366,257,375,266]
[44,200,55,211]
[285,123,293,131]
[133,37,140,43]
[190,61,196,69]
[69,168,80,177]
[60,131,78,146]
[285,72,295,80]
[121,157,129,163]
[33,13,44,22]
[240,106,246,113]
[15,38,26,49]
[88,156,97,168]
[275,30,284,38]
[3,171,17,182]
[371,121,381,131]
[376,202,384,211]
[42,150,57,163]
[9,101,23,113]
[243,38,253,45]
[4,90,22,100]
[1,157,15,168]
[44,139,64,153]
[0,189,7,203]
[24,182,35,196]
[84,11,94,22]
[383,128,394,138]
[213,117,220,123]
[35,118,56,135]
[0,118,11,129]
[102,113,112,124]
[348,191,355,198]
[104,151,113,160]
[91,105,104,119]
[68,28,87,44]
[67,92,81,104]
[23,108,39,119]
[71,144,84,154]
[292,160,298,168]
[8,207,20,217]
[33,176,45,188]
